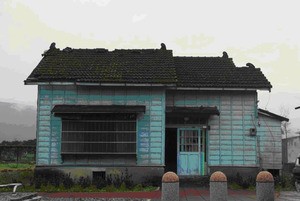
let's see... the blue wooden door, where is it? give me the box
[177,128,204,175]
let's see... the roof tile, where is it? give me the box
[25,44,272,89]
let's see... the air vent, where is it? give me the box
[93,171,106,182]
[249,128,257,136]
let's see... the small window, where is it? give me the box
[179,130,199,152]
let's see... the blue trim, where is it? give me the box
[177,127,203,175]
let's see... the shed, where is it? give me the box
[257,108,289,172]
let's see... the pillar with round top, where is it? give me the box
[210,171,227,201]
[161,171,179,201]
[256,171,274,201]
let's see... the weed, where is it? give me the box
[77,176,91,188]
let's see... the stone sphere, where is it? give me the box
[162,171,179,182]
[256,171,274,182]
[210,171,227,182]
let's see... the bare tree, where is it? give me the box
[280,104,291,138]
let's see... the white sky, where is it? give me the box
[1,0,300,132]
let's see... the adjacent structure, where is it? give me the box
[25,43,284,182]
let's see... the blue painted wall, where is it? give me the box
[166,90,259,167]
[37,86,281,170]
[37,85,165,166]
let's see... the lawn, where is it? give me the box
[0,163,35,171]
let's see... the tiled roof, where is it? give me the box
[25,43,272,89]
[26,44,177,84]
[174,57,272,89]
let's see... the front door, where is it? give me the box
[177,128,205,175]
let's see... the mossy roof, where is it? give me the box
[25,44,272,89]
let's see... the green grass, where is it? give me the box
[0,184,158,193]
[0,163,34,171]
[229,182,296,192]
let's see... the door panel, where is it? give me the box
[177,128,204,175]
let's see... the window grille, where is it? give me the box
[179,130,199,152]
[61,113,136,156]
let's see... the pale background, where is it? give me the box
[1,0,300,140]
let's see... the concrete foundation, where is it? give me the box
[35,166,164,185]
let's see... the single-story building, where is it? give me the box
[25,43,285,182]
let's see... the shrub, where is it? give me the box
[34,168,64,188]
[274,173,295,190]
[102,184,117,192]
[119,183,127,192]
[123,168,134,188]
[62,173,74,189]
[93,176,107,189]
[106,168,134,188]
[141,175,161,188]
[227,172,256,190]
[0,169,34,186]
[133,184,143,191]
[34,168,75,189]
[77,176,91,188]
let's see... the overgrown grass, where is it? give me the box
[0,168,158,193]
[0,163,35,170]
[228,172,296,191]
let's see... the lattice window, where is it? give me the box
[61,113,136,155]
[179,130,199,152]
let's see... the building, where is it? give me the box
[282,136,300,164]
[25,43,282,182]
[257,108,289,175]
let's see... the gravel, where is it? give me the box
[0,193,150,201]
[42,199,149,201]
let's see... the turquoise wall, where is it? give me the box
[166,90,259,167]
[37,85,165,166]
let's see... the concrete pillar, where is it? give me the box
[161,171,179,201]
[210,171,227,201]
[256,171,275,201]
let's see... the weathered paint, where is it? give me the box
[257,114,282,169]
[36,86,281,171]
[36,85,165,166]
[282,136,300,163]
[166,90,258,167]
[177,128,205,175]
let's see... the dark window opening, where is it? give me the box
[93,171,106,182]
[267,169,280,177]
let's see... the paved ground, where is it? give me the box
[1,189,300,200]
[37,188,300,201]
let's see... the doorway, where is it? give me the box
[165,128,177,173]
